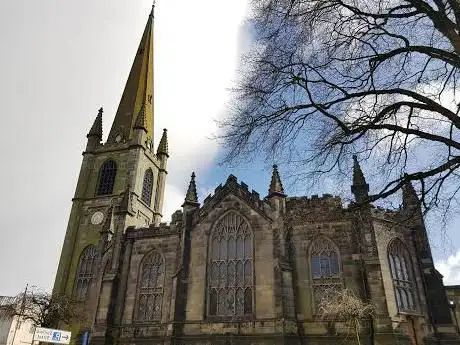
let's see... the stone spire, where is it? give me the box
[268,164,286,198]
[157,129,168,156]
[351,155,369,202]
[107,9,154,143]
[87,107,103,139]
[183,172,199,206]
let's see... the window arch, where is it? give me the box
[310,236,342,308]
[388,239,417,312]
[97,160,117,195]
[135,251,164,321]
[208,212,253,317]
[74,245,98,299]
[141,169,154,206]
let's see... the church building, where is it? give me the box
[52,6,460,345]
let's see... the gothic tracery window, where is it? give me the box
[208,212,253,317]
[97,160,117,195]
[75,245,98,299]
[136,251,164,321]
[141,168,154,206]
[310,236,342,308]
[388,239,417,312]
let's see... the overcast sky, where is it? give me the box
[0,0,459,296]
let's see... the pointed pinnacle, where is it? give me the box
[402,175,420,209]
[351,155,369,200]
[268,164,286,197]
[157,128,169,156]
[184,172,198,204]
[352,155,367,186]
[87,107,103,138]
[133,102,147,130]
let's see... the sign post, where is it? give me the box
[33,327,72,345]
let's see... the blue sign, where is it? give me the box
[52,332,61,342]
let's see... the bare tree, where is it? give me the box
[318,288,375,345]
[220,0,460,212]
[0,286,84,328]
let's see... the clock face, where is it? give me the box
[91,211,104,225]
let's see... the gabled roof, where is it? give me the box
[199,175,272,221]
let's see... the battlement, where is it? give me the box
[287,194,343,208]
[125,221,176,239]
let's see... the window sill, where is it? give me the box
[205,315,255,323]
[398,310,422,317]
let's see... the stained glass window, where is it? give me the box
[388,239,417,312]
[310,237,342,309]
[75,245,98,299]
[141,169,154,206]
[136,252,164,321]
[208,212,253,317]
[97,160,117,195]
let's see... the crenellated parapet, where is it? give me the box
[124,222,179,240]
[286,194,346,221]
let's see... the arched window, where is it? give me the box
[135,252,164,321]
[388,239,417,312]
[310,237,342,308]
[208,212,253,317]
[74,245,98,299]
[141,169,154,206]
[97,160,117,195]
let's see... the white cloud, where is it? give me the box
[162,183,185,222]
[436,251,460,285]
[152,0,249,218]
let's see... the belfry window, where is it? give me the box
[141,168,154,206]
[388,239,417,312]
[74,245,98,299]
[135,252,164,321]
[310,236,342,308]
[97,160,117,195]
[208,212,253,317]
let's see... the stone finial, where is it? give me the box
[268,164,286,198]
[87,107,103,139]
[157,128,169,156]
[351,155,369,201]
[402,175,420,210]
[133,103,147,130]
[183,172,199,206]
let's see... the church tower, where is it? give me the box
[53,5,167,306]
